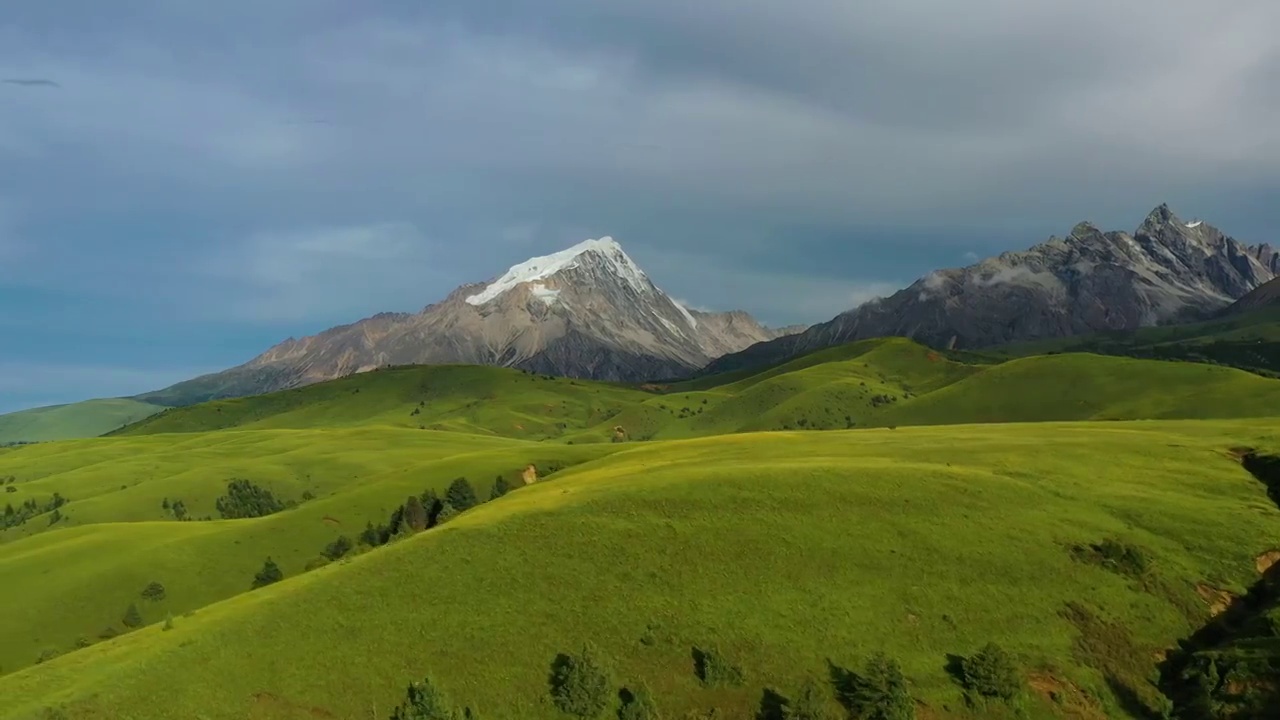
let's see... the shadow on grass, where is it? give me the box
[755,688,788,720]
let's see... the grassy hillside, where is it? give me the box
[0,399,165,445]
[117,364,652,440]
[992,307,1280,377]
[2,420,1278,719]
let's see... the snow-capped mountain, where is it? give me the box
[142,238,799,405]
[703,204,1277,376]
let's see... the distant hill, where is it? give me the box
[0,398,165,444]
[1226,276,1280,314]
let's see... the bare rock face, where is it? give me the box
[704,204,1276,375]
[143,238,801,405]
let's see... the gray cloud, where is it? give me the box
[1,0,1278,334]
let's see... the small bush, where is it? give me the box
[785,678,836,720]
[489,476,512,501]
[390,675,463,720]
[549,645,613,718]
[322,534,355,561]
[436,502,459,525]
[619,685,660,720]
[98,626,120,640]
[693,646,744,687]
[141,581,166,602]
[162,614,175,631]
[959,643,1023,702]
[841,653,914,720]
[1071,538,1151,579]
[251,557,284,589]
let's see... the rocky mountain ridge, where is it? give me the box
[140,238,797,405]
[702,204,1277,376]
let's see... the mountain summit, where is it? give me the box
[143,238,798,405]
[703,204,1277,375]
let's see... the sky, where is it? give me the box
[1,1,1278,413]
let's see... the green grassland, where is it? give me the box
[992,307,1280,377]
[3,342,1280,718]
[0,399,165,445]
[2,421,1278,719]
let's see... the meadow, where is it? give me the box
[1,342,1279,718]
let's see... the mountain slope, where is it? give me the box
[1225,276,1280,314]
[0,399,166,445]
[139,238,794,406]
[704,204,1277,375]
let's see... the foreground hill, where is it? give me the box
[2,421,1278,719]
[0,398,165,445]
[704,204,1277,377]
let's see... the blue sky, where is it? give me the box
[2,0,1278,413]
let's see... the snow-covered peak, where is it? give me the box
[1186,220,1203,228]
[465,237,651,306]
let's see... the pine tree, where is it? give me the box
[445,477,478,512]
[252,557,284,589]
[122,603,143,629]
[403,495,428,532]
[549,645,612,718]
[847,653,914,720]
[489,476,511,501]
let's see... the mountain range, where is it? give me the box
[139,238,799,406]
[702,204,1277,375]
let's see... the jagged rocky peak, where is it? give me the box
[464,237,651,307]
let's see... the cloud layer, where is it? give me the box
[1,0,1278,409]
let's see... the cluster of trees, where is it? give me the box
[2,492,68,530]
[215,479,289,519]
[351,476,509,553]
[161,497,191,521]
[383,641,1027,719]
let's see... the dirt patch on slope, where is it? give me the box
[1256,550,1280,574]
[1195,583,1238,617]
[1026,673,1107,720]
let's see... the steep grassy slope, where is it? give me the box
[0,399,165,444]
[0,428,617,674]
[3,421,1278,719]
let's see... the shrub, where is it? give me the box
[162,614,175,631]
[489,476,512,501]
[446,477,478,512]
[549,645,613,718]
[436,502,459,525]
[122,603,143,629]
[403,496,429,532]
[215,479,286,519]
[251,557,284,589]
[1072,538,1152,579]
[959,643,1023,702]
[390,675,461,720]
[3,486,14,493]
[74,636,91,649]
[98,626,120,640]
[843,653,914,720]
[619,685,660,720]
[785,677,835,720]
[140,581,166,602]
[693,646,744,687]
[322,535,355,561]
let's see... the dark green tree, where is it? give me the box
[251,557,284,589]
[785,678,834,720]
[489,476,512,501]
[445,477,478,512]
[141,581,166,602]
[694,647,744,687]
[549,645,612,718]
[215,479,286,519]
[390,676,459,720]
[846,653,914,720]
[959,643,1022,702]
[619,685,660,720]
[122,603,143,629]
[322,535,355,561]
[403,495,429,532]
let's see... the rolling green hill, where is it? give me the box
[4,343,1280,718]
[0,398,166,445]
